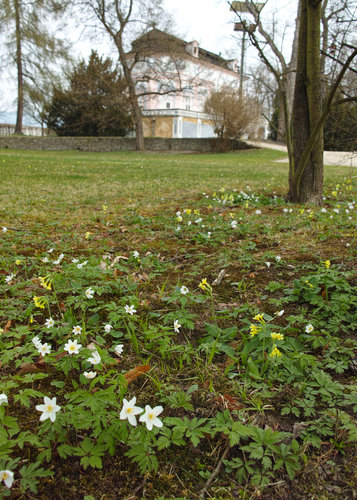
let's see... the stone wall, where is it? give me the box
[0,136,251,153]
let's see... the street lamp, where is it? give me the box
[230,2,263,96]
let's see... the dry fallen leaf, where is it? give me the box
[17,360,46,375]
[3,320,12,333]
[124,365,151,384]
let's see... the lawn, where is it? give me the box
[0,148,356,499]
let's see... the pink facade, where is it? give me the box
[130,30,241,138]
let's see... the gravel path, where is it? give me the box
[246,140,357,167]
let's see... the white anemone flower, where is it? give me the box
[104,324,113,333]
[180,286,189,295]
[87,350,101,365]
[124,304,136,315]
[139,405,164,431]
[85,287,94,299]
[114,344,124,355]
[35,396,61,422]
[0,394,8,405]
[83,371,97,379]
[174,320,181,333]
[5,273,15,284]
[53,253,64,265]
[45,317,55,328]
[64,339,81,355]
[2,227,8,233]
[32,336,42,349]
[305,324,314,333]
[0,470,14,488]
[119,397,143,426]
[38,343,51,356]
[72,325,82,335]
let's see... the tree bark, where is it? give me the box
[114,34,145,151]
[14,0,24,135]
[290,0,323,203]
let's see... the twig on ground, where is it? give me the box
[199,439,230,498]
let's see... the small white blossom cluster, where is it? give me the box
[174,208,208,233]
[120,397,163,431]
[32,335,51,357]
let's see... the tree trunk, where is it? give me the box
[290,0,323,204]
[287,2,300,116]
[14,0,24,135]
[115,34,145,151]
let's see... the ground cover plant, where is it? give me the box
[0,148,356,499]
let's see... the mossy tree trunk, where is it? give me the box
[290,0,323,203]
[14,0,24,135]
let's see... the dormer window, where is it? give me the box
[186,41,199,58]
[227,59,238,72]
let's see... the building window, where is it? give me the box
[166,102,171,109]
[185,97,190,110]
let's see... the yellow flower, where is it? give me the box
[250,324,260,337]
[33,296,46,309]
[323,260,331,269]
[184,209,192,215]
[15,259,21,265]
[102,205,108,211]
[271,332,284,341]
[39,275,52,290]
[198,278,212,292]
[253,313,264,323]
[194,209,200,215]
[332,191,337,197]
[85,231,92,239]
[270,344,282,358]
[300,209,305,214]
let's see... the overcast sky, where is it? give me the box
[163,0,298,60]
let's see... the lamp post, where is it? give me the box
[230,2,263,96]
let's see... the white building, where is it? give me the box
[129,29,243,138]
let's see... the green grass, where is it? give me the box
[1,148,352,224]
[0,148,356,499]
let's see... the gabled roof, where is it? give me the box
[130,29,238,73]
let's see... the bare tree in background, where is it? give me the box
[204,86,260,151]
[76,1,197,151]
[0,0,71,134]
